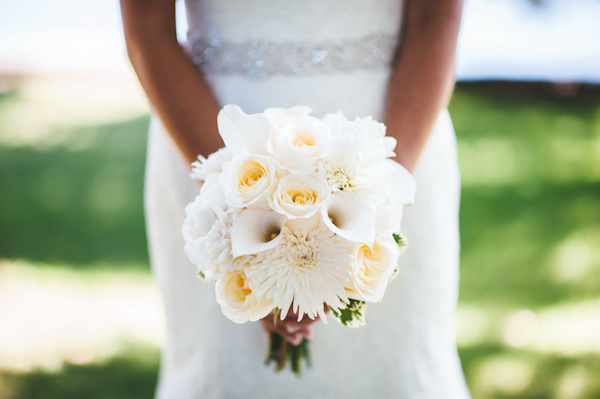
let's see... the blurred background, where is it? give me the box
[1,0,599,398]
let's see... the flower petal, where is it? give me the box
[386,159,417,204]
[231,208,285,258]
[183,197,217,238]
[217,104,273,157]
[374,202,404,234]
[321,191,375,247]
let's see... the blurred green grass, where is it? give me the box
[0,89,149,267]
[0,80,599,398]
[0,344,159,399]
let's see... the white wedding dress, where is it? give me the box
[145,0,471,398]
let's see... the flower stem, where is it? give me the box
[265,332,311,376]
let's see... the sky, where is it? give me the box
[0,0,599,82]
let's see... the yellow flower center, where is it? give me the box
[324,166,351,190]
[229,270,252,301]
[288,189,315,205]
[291,131,317,147]
[240,161,265,187]
[356,244,381,281]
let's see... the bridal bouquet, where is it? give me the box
[182,105,415,374]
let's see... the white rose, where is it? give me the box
[215,266,274,323]
[221,154,277,208]
[268,173,329,219]
[345,233,400,303]
[272,115,331,175]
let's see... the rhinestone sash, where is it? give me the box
[184,32,397,79]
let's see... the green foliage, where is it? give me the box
[0,114,150,266]
[330,299,367,327]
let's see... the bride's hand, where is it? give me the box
[260,308,327,345]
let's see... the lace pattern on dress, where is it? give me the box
[184,32,397,79]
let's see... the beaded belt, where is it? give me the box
[184,32,397,79]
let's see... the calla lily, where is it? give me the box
[231,208,285,258]
[385,159,417,204]
[320,191,375,247]
[217,104,274,157]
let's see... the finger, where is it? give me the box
[280,322,315,341]
[274,325,302,344]
[261,318,303,344]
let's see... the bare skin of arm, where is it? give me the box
[120,0,222,165]
[386,0,465,173]
[120,0,463,344]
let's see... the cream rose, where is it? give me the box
[268,173,329,219]
[215,265,274,323]
[272,115,331,175]
[345,233,400,303]
[220,154,277,208]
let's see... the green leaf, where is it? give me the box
[330,299,367,328]
[392,233,406,248]
[197,271,205,280]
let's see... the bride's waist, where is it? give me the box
[183,32,399,80]
[203,70,393,119]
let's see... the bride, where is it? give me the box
[121,0,470,397]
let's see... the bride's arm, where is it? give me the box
[385,0,465,173]
[121,0,315,343]
[120,0,222,165]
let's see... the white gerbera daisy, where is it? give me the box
[246,224,352,322]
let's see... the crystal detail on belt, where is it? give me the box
[184,32,397,79]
